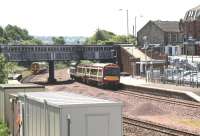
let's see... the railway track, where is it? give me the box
[123,117,199,136]
[118,90,200,109]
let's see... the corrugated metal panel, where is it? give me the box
[20,91,122,136]
[0,90,5,121]
[0,84,45,136]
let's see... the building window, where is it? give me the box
[168,33,171,43]
[171,33,177,42]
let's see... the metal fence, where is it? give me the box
[147,68,199,88]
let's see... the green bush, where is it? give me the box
[0,121,9,136]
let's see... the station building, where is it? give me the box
[137,20,183,56]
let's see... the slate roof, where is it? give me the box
[153,21,180,32]
[184,5,200,21]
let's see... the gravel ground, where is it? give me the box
[28,69,200,135]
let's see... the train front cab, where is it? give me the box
[103,64,120,88]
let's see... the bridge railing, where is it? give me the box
[0,45,118,61]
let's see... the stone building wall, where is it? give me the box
[137,21,165,47]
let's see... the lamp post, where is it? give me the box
[143,36,148,82]
[119,9,129,36]
[134,15,143,37]
[135,16,137,37]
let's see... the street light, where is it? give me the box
[143,36,148,82]
[134,15,143,37]
[119,9,129,36]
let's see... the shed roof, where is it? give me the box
[153,21,180,32]
[19,91,121,108]
[0,83,44,89]
[122,46,151,61]
[78,63,118,68]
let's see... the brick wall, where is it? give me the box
[119,47,140,76]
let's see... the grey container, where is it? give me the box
[0,84,45,136]
[18,91,123,136]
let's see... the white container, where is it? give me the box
[19,91,123,136]
[0,84,45,136]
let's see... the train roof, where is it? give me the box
[78,63,118,68]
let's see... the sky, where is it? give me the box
[0,0,199,37]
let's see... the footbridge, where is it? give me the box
[0,45,119,82]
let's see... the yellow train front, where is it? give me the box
[31,62,40,75]
[31,62,47,75]
[70,63,120,88]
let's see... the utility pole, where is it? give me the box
[135,16,137,37]
[126,10,129,36]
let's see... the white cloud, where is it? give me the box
[0,0,199,36]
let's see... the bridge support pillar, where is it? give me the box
[48,61,56,82]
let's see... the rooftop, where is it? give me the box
[122,46,151,61]
[0,83,44,89]
[153,21,180,32]
[184,5,200,21]
[19,91,121,108]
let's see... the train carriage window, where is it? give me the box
[77,67,81,73]
[91,68,98,76]
[98,69,103,77]
[86,68,90,75]
[78,67,83,73]
[80,67,83,73]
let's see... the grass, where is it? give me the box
[55,62,68,70]
[21,70,32,79]
[0,121,9,136]
[176,119,200,128]
[13,65,32,79]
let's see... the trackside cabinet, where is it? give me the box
[0,84,45,136]
[18,91,123,136]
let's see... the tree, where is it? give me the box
[0,54,10,83]
[0,24,43,45]
[85,29,136,45]
[0,26,3,37]
[0,121,9,136]
[112,35,128,43]
[85,29,116,45]
[52,36,65,45]
[20,38,43,45]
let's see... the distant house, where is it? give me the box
[137,20,182,49]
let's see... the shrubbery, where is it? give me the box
[0,121,9,136]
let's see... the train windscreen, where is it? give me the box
[104,68,120,76]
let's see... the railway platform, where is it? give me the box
[120,76,200,102]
